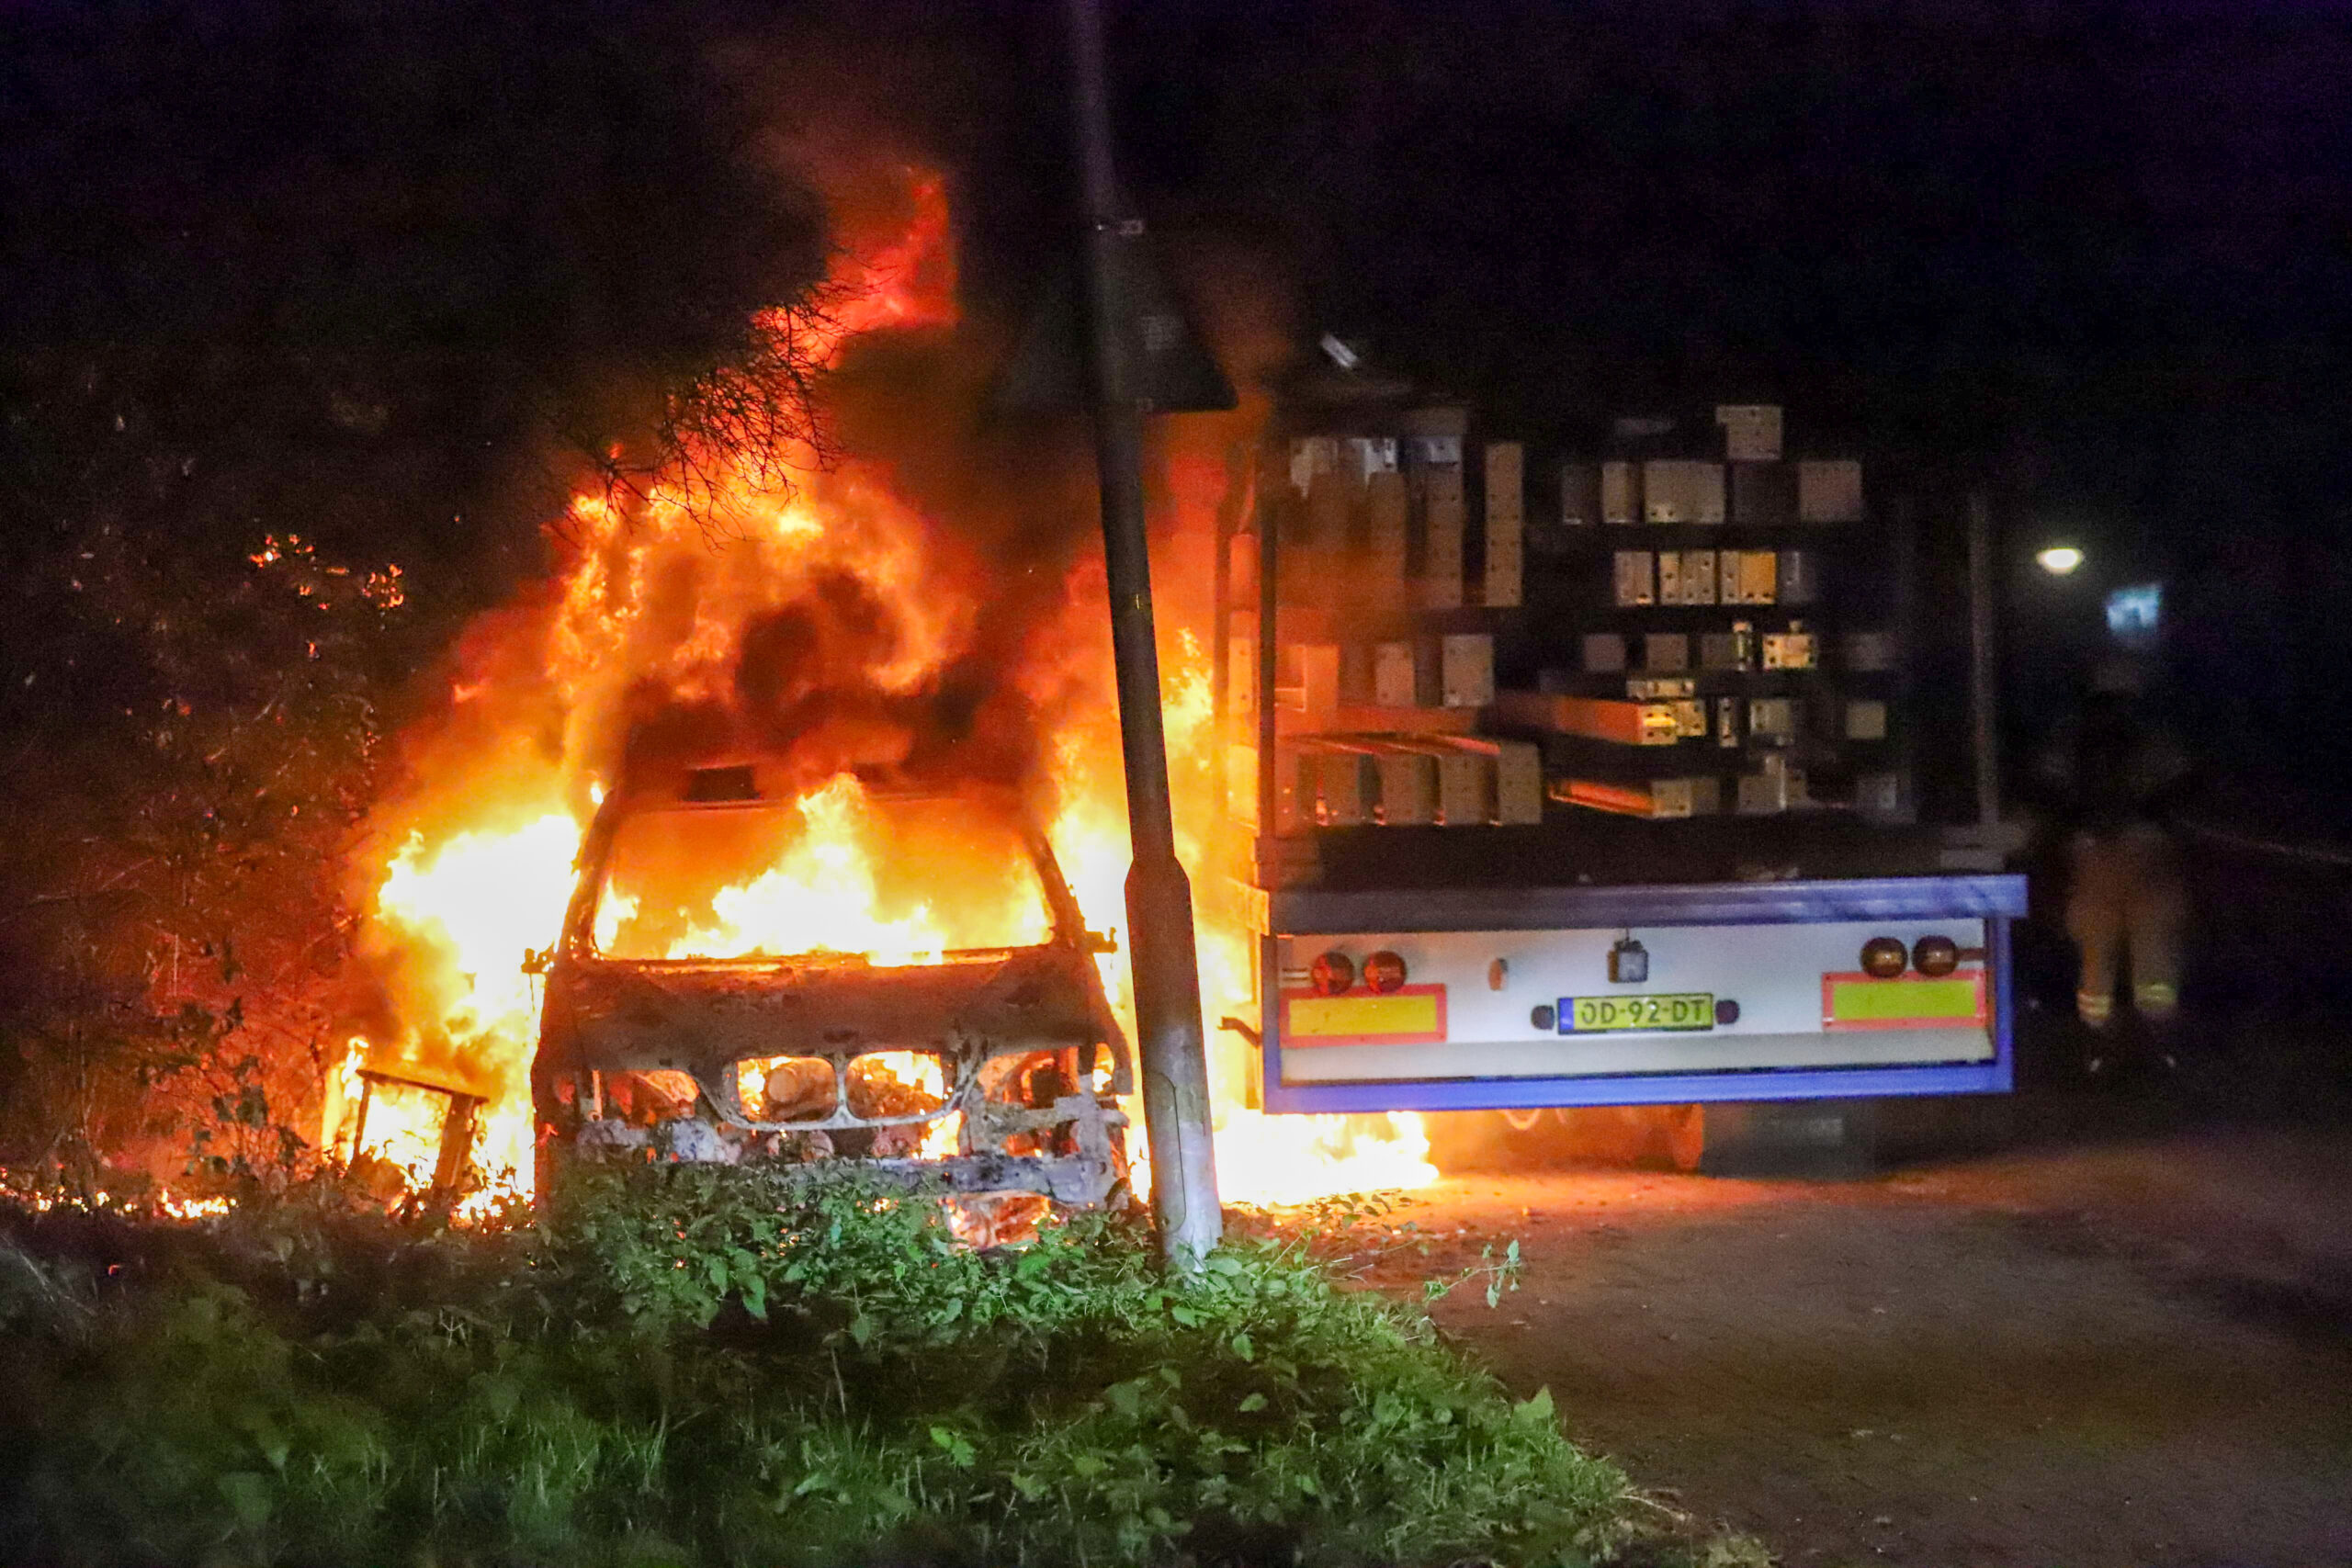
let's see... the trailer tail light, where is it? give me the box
[1860,936,1909,978]
[1911,935,1960,976]
[1363,951,1408,994]
[1309,950,1355,996]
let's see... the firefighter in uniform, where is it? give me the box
[2041,658,2190,1072]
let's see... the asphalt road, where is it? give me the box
[1389,1111,2352,1568]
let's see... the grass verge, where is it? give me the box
[0,1168,1755,1567]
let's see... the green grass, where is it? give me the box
[0,1169,1745,1567]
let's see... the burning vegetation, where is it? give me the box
[331,168,1433,1216]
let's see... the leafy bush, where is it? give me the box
[0,1171,1689,1567]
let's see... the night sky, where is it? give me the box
[7,0,2352,795]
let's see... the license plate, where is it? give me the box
[1560,993,1715,1033]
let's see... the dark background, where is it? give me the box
[12,0,2352,759]
[712,0,2352,814]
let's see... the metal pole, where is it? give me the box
[1064,0,1221,1268]
[1256,450,1279,845]
[1967,491,2002,828]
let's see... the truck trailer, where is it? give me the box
[1219,387,2024,1168]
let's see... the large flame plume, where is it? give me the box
[337,167,1432,1210]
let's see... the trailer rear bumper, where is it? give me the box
[1255,874,2025,1112]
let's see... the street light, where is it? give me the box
[2035,544,2086,576]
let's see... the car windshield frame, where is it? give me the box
[565,786,1083,966]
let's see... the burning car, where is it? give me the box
[529,761,1134,1223]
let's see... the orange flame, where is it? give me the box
[347,165,1431,1212]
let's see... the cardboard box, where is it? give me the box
[1396,739,1493,827]
[1484,444,1524,511]
[1613,549,1656,607]
[1483,442,1524,608]
[1583,632,1628,673]
[1287,436,1340,496]
[1700,632,1746,672]
[1560,463,1601,529]
[1672,699,1708,739]
[1845,699,1889,740]
[1716,694,1740,747]
[1685,548,1718,605]
[1344,436,1399,481]
[1747,697,1796,742]
[1718,549,1747,604]
[1367,743,1440,826]
[1484,539,1522,608]
[1643,459,1726,524]
[1554,774,1723,818]
[1295,644,1340,723]
[1442,633,1496,707]
[1797,459,1864,523]
[1657,549,1685,605]
[1715,404,1784,462]
[1761,629,1816,671]
[1601,460,1639,525]
[1372,640,1418,707]
[1309,744,1377,827]
[1728,461,1796,524]
[1413,453,1466,609]
[1656,775,1724,817]
[1304,460,1353,549]
[1738,549,1779,604]
[1227,743,1308,834]
[1453,737,1544,824]
[1625,676,1695,700]
[1365,468,1409,581]
[1644,631,1690,673]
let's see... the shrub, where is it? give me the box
[0,1170,1683,1567]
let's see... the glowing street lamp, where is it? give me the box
[2035,545,2086,576]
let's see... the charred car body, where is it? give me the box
[531,761,1133,1217]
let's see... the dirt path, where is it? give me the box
[1387,1127,2352,1568]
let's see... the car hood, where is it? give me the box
[540,942,1106,1080]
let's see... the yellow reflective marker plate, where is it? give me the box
[1821,971,1987,1031]
[1282,985,1448,1047]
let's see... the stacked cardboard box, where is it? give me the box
[1257,734,1542,828]
[1484,442,1524,607]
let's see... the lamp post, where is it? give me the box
[1059,0,1229,1270]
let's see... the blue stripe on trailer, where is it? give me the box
[1263,1060,2008,1113]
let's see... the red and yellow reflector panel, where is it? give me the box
[1281,984,1448,1047]
[1821,970,1987,1032]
